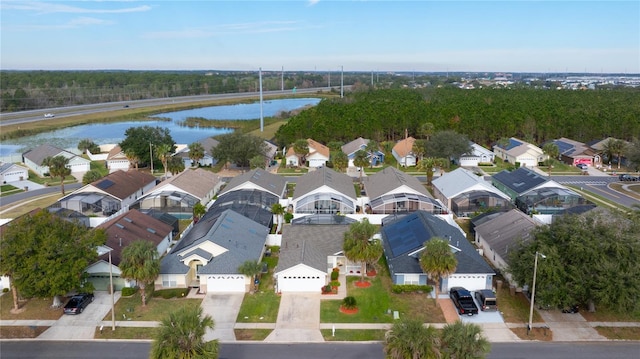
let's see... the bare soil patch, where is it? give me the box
[0,326,49,338]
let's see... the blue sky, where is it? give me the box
[1,0,638,73]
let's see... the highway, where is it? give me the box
[1,341,639,359]
[0,87,341,127]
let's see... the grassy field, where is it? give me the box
[0,194,63,219]
[103,292,202,322]
[0,293,65,320]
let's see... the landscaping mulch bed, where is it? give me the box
[339,306,359,315]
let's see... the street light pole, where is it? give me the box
[528,251,546,334]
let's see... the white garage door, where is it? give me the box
[3,170,26,182]
[308,158,326,168]
[278,275,325,292]
[206,274,246,293]
[447,274,487,292]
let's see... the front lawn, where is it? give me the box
[236,246,281,323]
[234,329,273,341]
[103,292,202,322]
[0,326,49,339]
[321,329,387,341]
[495,284,543,324]
[0,294,65,320]
[93,326,158,340]
[595,327,640,340]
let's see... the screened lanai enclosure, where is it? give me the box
[55,192,121,216]
[209,189,278,227]
[133,190,199,218]
[367,193,447,215]
[294,192,356,214]
[515,187,591,215]
[450,190,512,217]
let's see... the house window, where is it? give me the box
[404,274,420,285]
[196,264,203,279]
[162,275,177,287]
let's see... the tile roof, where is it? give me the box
[293,166,356,200]
[276,224,350,273]
[363,166,431,200]
[97,209,173,266]
[90,170,157,200]
[381,211,494,275]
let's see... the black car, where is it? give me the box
[619,174,638,182]
[449,287,479,316]
[63,293,94,315]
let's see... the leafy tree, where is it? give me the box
[327,141,345,152]
[156,143,173,180]
[440,321,491,359]
[420,237,457,305]
[417,157,448,185]
[41,155,71,195]
[249,155,265,169]
[150,305,218,359]
[418,122,435,141]
[353,150,369,185]
[602,138,626,169]
[0,210,106,309]
[625,137,640,171]
[119,126,175,169]
[413,139,428,161]
[119,240,161,307]
[193,202,206,223]
[425,130,472,161]
[384,317,440,359]
[293,139,309,167]
[167,156,185,176]
[542,142,560,175]
[124,147,140,170]
[343,218,382,284]
[77,139,99,154]
[271,203,286,232]
[211,132,267,169]
[331,150,348,173]
[82,170,103,184]
[188,142,206,167]
[507,211,640,313]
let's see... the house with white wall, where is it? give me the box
[493,138,545,167]
[392,137,416,167]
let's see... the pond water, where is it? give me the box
[0,98,320,156]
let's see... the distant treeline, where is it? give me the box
[274,87,640,147]
[0,70,395,112]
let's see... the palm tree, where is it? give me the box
[365,140,380,168]
[384,317,440,359]
[331,151,348,173]
[188,142,205,167]
[150,305,219,359]
[119,240,160,307]
[417,157,447,185]
[353,149,369,186]
[420,237,457,305]
[542,142,560,176]
[193,203,206,223]
[293,139,309,167]
[602,138,626,169]
[238,260,262,291]
[413,139,427,161]
[156,143,173,180]
[343,218,381,284]
[440,321,491,359]
[41,155,71,195]
[271,203,285,233]
[167,156,185,176]
[124,147,139,170]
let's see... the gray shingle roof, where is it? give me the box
[293,166,356,201]
[473,209,539,264]
[364,166,431,200]
[160,209,268,275]
[22,144,67,165]
[341,137,368,156]
[149,168,220,200]
[276,225,350,273]
[220,168,286,198]
[381,211,494,276]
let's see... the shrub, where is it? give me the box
[284,212,294,223]
[391,284,433,294]
[322,285,333,294]
[2,288,9,293]
[330,271,339,281]
[342,296,357,309]
[121,287,138,297]
[152,288,190,299]
[330,280,341,288]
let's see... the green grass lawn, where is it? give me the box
[236,246,281,322]
[0,184,21,197]
[0,294,64,320]
[93,326,158,340]
[234,329,273,341]
[103,292,202,322]
[321,329,387,341]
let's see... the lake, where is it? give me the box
[0,97,320,156]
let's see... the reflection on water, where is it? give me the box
[0,98,320,156]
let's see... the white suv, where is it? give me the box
[44,113,55,118]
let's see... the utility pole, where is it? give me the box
[340,66,344,98]
[149,143,153,174]
[281,66,284,91]
[259,67,264,132]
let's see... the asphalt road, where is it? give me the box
[1,341,639,359]
[551,175,639,208]
[0,87,341,127]
[0,183,82,209]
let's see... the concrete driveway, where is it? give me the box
[201,293,244,342]
[265,292,324,342]
[537,309,606,341]
[38,291,121,340]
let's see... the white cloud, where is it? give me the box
[143,20,309,39]
[0,1,151,14]
[308,0,321,6]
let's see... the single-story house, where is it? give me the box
[474,209,540,283]
[285,138,330,168]
[174,137,220,168]
[57,170,157,217]
[392,137,417,167]
[106,145,131,173]
[588,137,630,168]
[341,137,385,168]
[274,224,354,292]
[218,168,287,199]
[548,137,598,168]
[381,211,495,292]
[133,168,222,216]
[515,185,594,216]
[292,166,357,214]
[156,209,269,293]
[432,168,511,217]
[363,166,445,214]
[22,144,90,177]
[491,167,549,202]
[86,209,174,291]
[0,162,29,184]
[458,142,495,167]
[493,138,545,167]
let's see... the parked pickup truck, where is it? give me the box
[449,287,479,316]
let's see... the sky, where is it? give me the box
[1,0,639,73]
